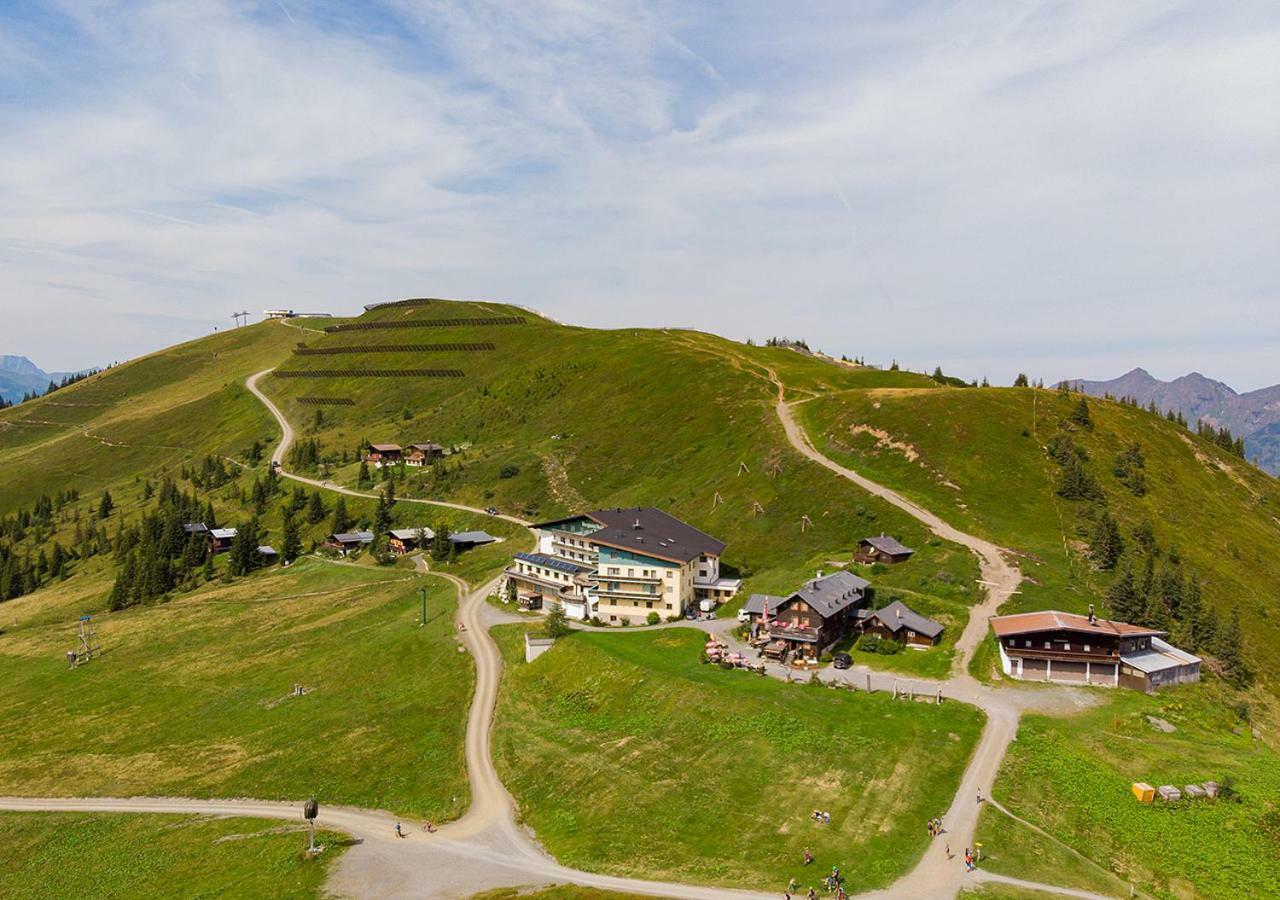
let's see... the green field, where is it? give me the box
[979,683,1280,899]
[491,624,984,891]
[0,812,347,899]
[0,559,472,820]
[799,386,1280,685]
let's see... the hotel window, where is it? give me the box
[1044,641,1051,649]
[665,585,673,594]
[609,567,620,576]
[628,568,634,577]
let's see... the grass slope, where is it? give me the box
[799,387,1280,684]
[261,298,978,614]
[492,624,984,891]
[0,812,347,900]
[0,322,296,511]
[0,559,472,820]
[980,683,1280,899]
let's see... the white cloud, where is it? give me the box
[0,0,1276,389]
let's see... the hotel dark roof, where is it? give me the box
[580,507,725,564]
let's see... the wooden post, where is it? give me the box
[936,688,942,705]
[865,672,872,693]
[908,682,914,701]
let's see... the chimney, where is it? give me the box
[633,518,642,530]
[896,607,902,620]
[816,569,823,580]
[1088,603,1097,625]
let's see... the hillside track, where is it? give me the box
[0,366,1122,900]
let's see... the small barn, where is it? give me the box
[450,530,498,551]
[258,546,279,565]
[1118,637,1202,693]
[387,527,435,554]
[861,600,943,646]
[854,534,915,565]
[208,527,237,554]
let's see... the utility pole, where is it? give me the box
[420,587,427,627]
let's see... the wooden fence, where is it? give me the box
[324,317,524,333]
[273,369,465,378]
[296,397,356,406]
[293,342,495,355]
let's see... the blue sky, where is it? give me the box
[1,1,1277,388]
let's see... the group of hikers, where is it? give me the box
[809,809,832,825]
[784,864,847,900]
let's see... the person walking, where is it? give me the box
[976,788,983,804]
[395,822,404,839]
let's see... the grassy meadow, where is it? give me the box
[0,559,473,820]
[0,812,347,899]
[491,624,984,891]
[979,682,1280,899]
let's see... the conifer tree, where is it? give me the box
[1090,510,1123,570]
[281,508,302,563]
[228,516,262,576]
[358,460,371,486]
[1013,373,1029,387]
[1105,562,1142,622]
[330,496,351,535]
[97,490,114,520]
[1216,607,1251,688]
[1069,396,1093,428]
[307,490,326,525]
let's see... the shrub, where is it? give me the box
[646,611,661,626]
[620,618,630,627]
[588,616,604,627]
[499,464,520,479]
[858,635,882,654]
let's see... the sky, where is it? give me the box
[1,1,1277,389]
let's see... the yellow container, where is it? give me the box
[1131,782,1155,803]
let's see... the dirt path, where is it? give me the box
[0,368,1122,900]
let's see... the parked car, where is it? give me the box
[832,652,853,670]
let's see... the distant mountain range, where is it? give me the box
[1069,368,1280,474]
[0,355,91,405]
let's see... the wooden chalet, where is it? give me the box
[208,527,237,554]
[365,443,402,467]
[760,570,871,662]
[991,607,1200,691]
[405,442,444,466]
[853,533,915,565]
[387,527,435,555]
[327,530,374,555]
[860,600,943,646]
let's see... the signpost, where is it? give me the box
[304,797,319,853]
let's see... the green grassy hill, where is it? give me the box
[258,299,976,606]
[799,387,1280,686]
[0,322,298,511]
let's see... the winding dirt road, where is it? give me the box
[0,367,1122,899]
